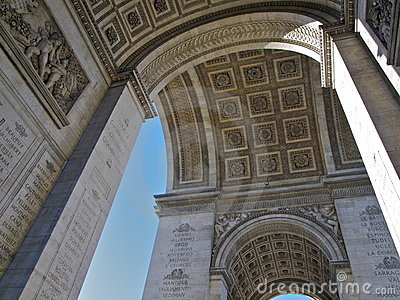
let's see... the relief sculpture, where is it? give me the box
[214,204,341,245]
[214,212,253,242]
[298,204,339,236]
[368,0,393,45]
[0,0,88,114]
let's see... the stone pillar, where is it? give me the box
[208,269,228,300]
[0,81,145,299]
[332,264,360,300]
[143,210,215,299]
[335,195,400,299]
[333,34,400,253]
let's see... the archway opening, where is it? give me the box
[226,232,338,300]
[271,294,315,299]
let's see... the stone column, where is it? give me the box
[335,195,400,299]
[333,34,400,253]
[208,268,229,300]
[143,210,215,299]
[0,81,145,299]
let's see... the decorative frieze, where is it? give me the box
[213,204,342,246]
[141,21,322,91]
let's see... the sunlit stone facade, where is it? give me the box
[0,0,399,299]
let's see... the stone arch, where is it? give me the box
[2,1,400,299]
[212,213,345,299]
[119,0,343,72]
[214,213,346,268]
[131,8,400,256]
[134,13,325,97]
[131,11,341,192]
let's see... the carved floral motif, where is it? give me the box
[173,223,195,233]
[153,0,168,14]
[375,256,400,269]
[127,10,140,28]
[105,26,118,45]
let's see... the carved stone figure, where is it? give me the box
[299,204,339,236]
[215,215,229,239]
[369,0,393,45]
[0,0,88,114]
[44,58,68,88]
[25,31,63,78]
[214,213,250,241]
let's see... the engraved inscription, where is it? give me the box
[355,204,400,297]
[0,151,60,276]
[0,100,35,186]
[159,223,197,299]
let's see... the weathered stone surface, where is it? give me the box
[0,82,144,299]
[143,212,214,300]
[0,0,399,299]
[336,196,400,299]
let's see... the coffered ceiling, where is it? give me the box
[197,50,323,184]
[157,49,362,191]
[228,232,332,299]
[70,0,350,76]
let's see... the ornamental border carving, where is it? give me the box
[120,1,344,70]
[139,21,322,92]
[329,181,374,198]
[218,188,332,213]
[66,0,352,73]
[212,208,347,262]
[212,217,347,268]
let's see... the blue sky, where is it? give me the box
[78,117,310,299]
[78,117,165,299]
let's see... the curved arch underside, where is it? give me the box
[137,13,324,95]
[210,213,344,300]
[120,0,341,71]
[154,49,362,191]
[228,232,336,300]
[74,0,352,78]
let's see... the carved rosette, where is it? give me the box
[0,0,88,115]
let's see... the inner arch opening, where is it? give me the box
[227,232,338,300]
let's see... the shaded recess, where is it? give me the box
[228,233,335,300]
